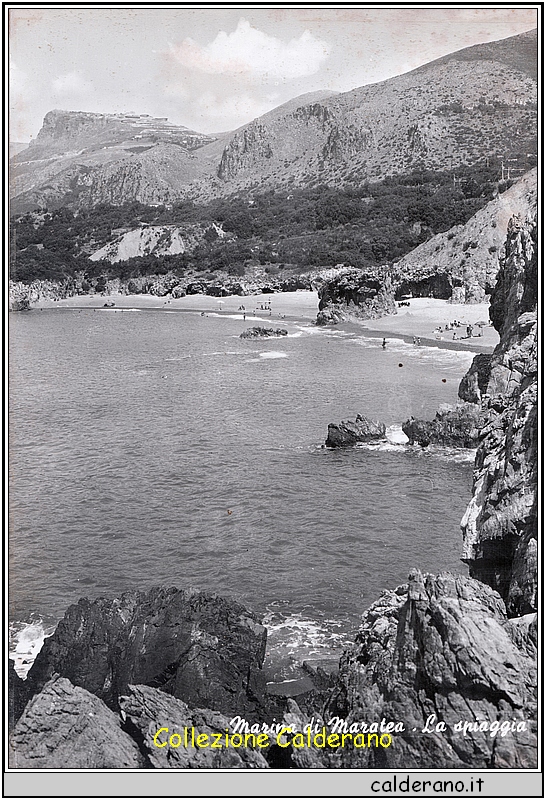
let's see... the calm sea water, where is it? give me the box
[9,303,475,678]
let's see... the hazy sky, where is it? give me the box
[9,6,538,141]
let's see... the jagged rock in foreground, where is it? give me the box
[120,684,269,769]
[402,404,483,448]
[240,327,288,339]
[461,210,537,615]
[9,677,144,769]
[326,415,386,448]
[25,587,268,718]
[317,269,396,325]
[319,571,537,769]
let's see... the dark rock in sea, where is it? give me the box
[9,677,144,769]
[402,404,483,448]
[119,684,269,769]
[326,415,386,447]
[458,353,492,404]
[25,587,269,718]
[462,210,537,615]
[240,326,288,339]
[317,268,396,325]
[320,571,537,769]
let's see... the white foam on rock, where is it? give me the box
[9,621,55,679]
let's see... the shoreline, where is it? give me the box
[32,291,498,353]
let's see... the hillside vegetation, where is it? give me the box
[10,165,514,287]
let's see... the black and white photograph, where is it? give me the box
[7,4,539,789]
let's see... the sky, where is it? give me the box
[8,5,539,142]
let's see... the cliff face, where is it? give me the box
[461,209,537,614]
[11,112,215,213]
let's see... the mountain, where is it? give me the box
[10,111,216,212]
[213,29,536,191]
[9,30,537,212]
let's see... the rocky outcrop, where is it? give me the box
[402,404,483,448]
[25,587,269,718]
[9,677,144,769]
[326,415,386,448]
[119,684,269,769]
[461,209,537,615]
[317,268,396,325]
[320,571,537,769]
[240,327,288,339]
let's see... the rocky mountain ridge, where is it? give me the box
[10,30,537,212]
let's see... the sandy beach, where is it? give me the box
[35,291,498,351]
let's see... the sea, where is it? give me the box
[9,300,478,682]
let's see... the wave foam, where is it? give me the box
[9,620,56,678]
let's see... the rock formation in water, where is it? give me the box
[316,571,537,769]
[402,404,483,448]
[9,297,31,312]
[240,327,288,339]
[461,209,537,615]
[325,416,387,448]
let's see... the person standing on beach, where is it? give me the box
[382,338,387,349]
